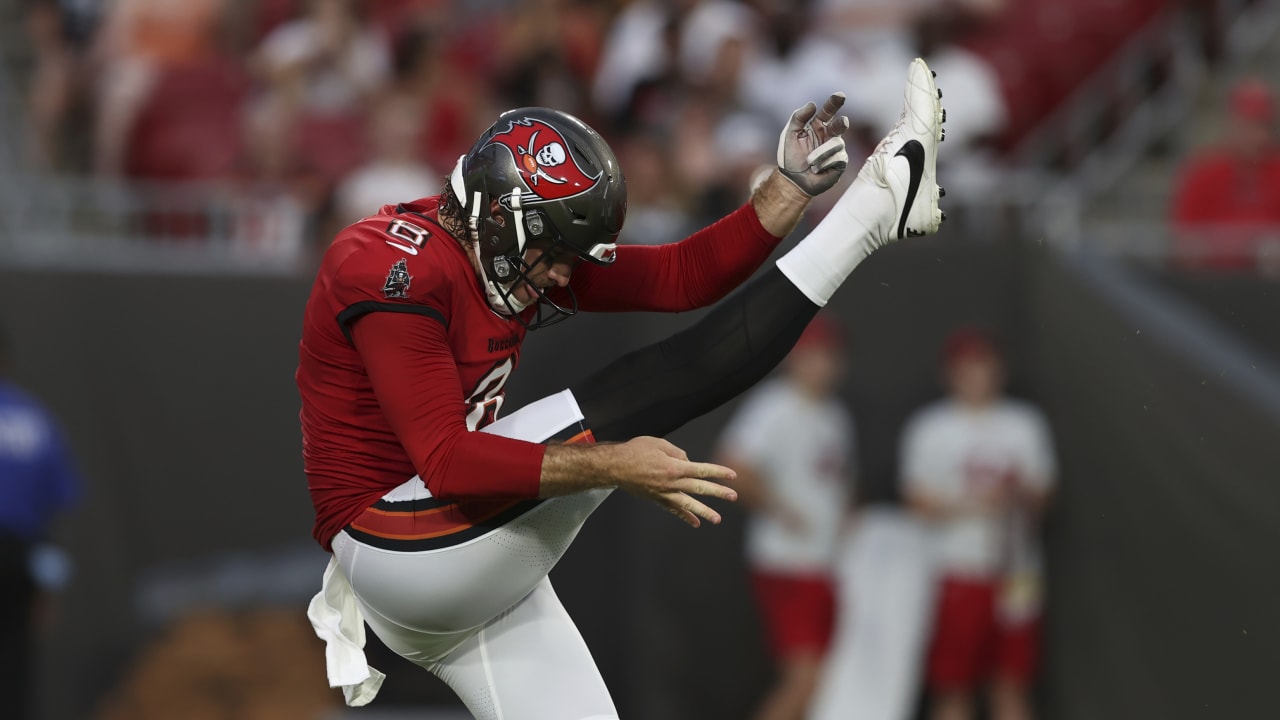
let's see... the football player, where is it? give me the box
[301,60,944,719]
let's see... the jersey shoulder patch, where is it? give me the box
[332,211,464,295]
[323,211,469,339]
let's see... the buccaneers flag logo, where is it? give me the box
[484,118,602,203]
[383,258,412,299]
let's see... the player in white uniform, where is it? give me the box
[901,327,1057,720]
[308,60,946,719]
[716,312,855,720]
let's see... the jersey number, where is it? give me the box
[385,219,430,255]
[465,357,514,431]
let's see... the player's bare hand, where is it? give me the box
[609,436,738,528]
[777,92,851,197]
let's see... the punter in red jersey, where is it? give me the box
[298,105,848,551]
[301,59,948,720]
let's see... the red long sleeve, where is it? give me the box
[562,202,781,312]
[350,311,545,499]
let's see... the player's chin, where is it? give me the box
[514,281,553,304]
[512,283,536,304]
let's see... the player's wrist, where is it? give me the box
[751,168,811,238]
[539,443,623,497]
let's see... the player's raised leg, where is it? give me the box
[575,58,947,442]
[778,56,945,307]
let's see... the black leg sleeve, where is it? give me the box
[570,266,821,442]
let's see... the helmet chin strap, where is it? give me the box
[461,180,532,316]
[451,155,545,318]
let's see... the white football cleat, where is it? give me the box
[858,57,945,241]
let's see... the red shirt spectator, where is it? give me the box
[1171,79,1280,270]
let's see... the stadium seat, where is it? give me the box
[964,0,1171,150]
[292,111,371,187]
[124,56,248,181]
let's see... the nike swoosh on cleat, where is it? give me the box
[894,140,925,239]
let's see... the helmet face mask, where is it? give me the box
[449,107,627,330]
[484,232,585,330]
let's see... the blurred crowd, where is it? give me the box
[18,0,1172,260]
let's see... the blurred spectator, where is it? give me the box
[701,109,776,226]
[669,92,781,227]
[0,323,81,720]
[813,0,1006,141]
[254,0,391,117]
[678,0,761,107]
[335,94,440,225]
[1171,78,1280,272]
[901,326,1056,720]
[739,0,848,129]
[493,0,607,115]
[90,0,227,174]
[913,1,1009,196]
[384,26,499,175]
[122,55,247,181]
[716,313,857,720]
[615,130,694,245]
[591,0,695,121]
[230,101,319,261]
[24,1,98,170]
[393,27,488,173]
[812,0,928,133]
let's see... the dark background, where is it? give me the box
[3,235,1279,720]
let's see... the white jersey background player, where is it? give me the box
[305,60,947,720]
[902,326,1057,720]
[716,311,855,720]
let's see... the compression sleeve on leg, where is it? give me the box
[570,266,820,442]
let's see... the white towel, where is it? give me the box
[307,389,586,705]
[307,556,386,706]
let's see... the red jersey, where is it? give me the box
[298,196,780,549]
[1171,149,1280,268]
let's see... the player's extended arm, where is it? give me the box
[352,312,737,526]
[352,312,546,499]
[564,95,850,313]
[541,436,739,527]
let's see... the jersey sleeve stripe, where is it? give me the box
[336,302,448,343]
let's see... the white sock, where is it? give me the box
[776,174,893,306]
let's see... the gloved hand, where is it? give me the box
[776,93,851,197]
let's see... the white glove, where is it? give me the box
[777,93,851,197]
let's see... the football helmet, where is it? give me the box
[448,107,627,328]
